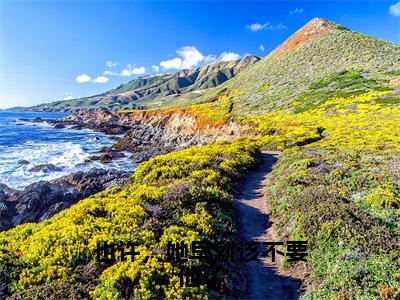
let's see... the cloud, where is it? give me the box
[390,1,400,16]
[103,65,146,76]
[93,76,109,83]
[152,65,160,72]
[76,74,92,83]
[247,22,287,32]
[160,46,206,70]
[158,46,244,70]
[103,70,117,75]
[259,44,265,52]
[120,65,146,76]
[76,74,109,83]
[159,46,242,70]
[177,46,205,68]
[271,23,287,30]
[160,58,182,69]
[105,60,119,67]
[204,54,217,63]
[247,23,268,32]
[218,52,241,62]
[289,7,304,15]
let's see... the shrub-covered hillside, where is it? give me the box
[1,86,399,299]
[0,140,261,299]
[238,88,400,298]
[200,18,400,115]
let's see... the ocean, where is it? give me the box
[0,111,133,190]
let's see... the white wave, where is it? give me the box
[0,138,134,190]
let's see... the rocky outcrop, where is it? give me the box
[56,109,249,162]
[0,168,129,231]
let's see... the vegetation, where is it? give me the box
[266,148,400,299]
[198,19,400,115]
[237,88,400,299]
[0,140,260,299]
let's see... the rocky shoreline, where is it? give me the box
[26,109,247,162]
[1,109,247,231]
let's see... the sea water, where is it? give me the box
[0,111,134,190]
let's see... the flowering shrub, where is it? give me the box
[0,140,260,299]
[1,80,400,299]
[234,89,400,299]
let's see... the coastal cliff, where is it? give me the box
[58,109,250,162]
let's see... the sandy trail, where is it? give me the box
[233,151,301,300]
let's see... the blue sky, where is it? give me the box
[1,0,399,108]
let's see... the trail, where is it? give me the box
[233,151,301,300]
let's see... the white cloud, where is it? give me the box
[247,23,268,32]
[160,58,182,69]
[272,23,287,30]
[104,65,146,76]
[160,46,206,70]
[259,44,265,52]
[93,76,109,83]
[204,54,217,63]
[76,74,92,83]
[158,46,244,70]
[247,22,287,31]
[218,52,241,62]
[152,65,160,72]
[289,7,304,15]
[120,65,146,76]
[106,60,118,67]
[390,1,400,16]
[177,46,205,68]
[76,74,109,83]
[103,70,117,75]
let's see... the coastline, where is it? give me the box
[0,107,247,231]
[0,111,133,231]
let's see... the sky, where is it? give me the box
[0,0,399,109]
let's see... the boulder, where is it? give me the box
[29,164,63,173]
[53,124,65,129]
[17,160,30,166]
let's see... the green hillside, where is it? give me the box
[25,55,259,112]
[197,18,400,115]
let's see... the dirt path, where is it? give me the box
[233,151,301,300]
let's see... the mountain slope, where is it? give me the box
[27,55,260,112]
[199,18,400,115]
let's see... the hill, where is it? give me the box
[25,55,260,112]
[195,18,400,115]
